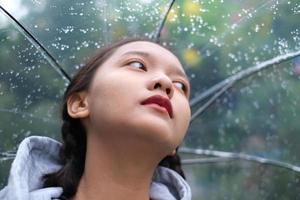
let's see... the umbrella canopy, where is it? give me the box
[1,0,300,199]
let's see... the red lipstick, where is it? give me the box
[141,95,173,118]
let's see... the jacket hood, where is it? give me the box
[0,136,191,200]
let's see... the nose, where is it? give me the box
[149,75,174,99]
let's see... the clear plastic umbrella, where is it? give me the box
[1,0,300,199]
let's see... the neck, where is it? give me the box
[72,131,166,200]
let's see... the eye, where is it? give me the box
[174,81,187,93]
[127,60,147,71]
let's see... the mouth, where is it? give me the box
[141,95,173,118]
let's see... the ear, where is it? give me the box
[67,92,89,119]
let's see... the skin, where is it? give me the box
[67,41,191,200]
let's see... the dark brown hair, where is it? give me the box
[43,38,186,199]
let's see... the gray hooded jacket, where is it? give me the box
[0,136,191,200]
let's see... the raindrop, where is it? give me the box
[231,23,237,30]
[79,29,88,34]
[281,81,288,89]
[61,26,74,34]
[205,50,211,57]
[253,101,260,109]
[254,24,260,32]
[292,3,300,14]
[25,131,32,137]
[82,41,89,47]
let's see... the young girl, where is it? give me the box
[0,38,192,200]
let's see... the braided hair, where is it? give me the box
[43,38,186,199]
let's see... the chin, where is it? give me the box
[124,116,182,150]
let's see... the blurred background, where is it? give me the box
[1,0,300,199]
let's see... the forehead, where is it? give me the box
[112,41,184,71]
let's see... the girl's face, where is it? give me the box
[85,41,191,151]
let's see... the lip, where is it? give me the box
[141,95,173,118]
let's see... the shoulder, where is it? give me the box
[0,136,64,200]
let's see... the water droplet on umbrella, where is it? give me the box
[254,24,260,32]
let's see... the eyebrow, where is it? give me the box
[122,51,189,80]
[122,51,150,58]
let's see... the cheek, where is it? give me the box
[174,98,191,139]
[90,83,125,113]
[87,73,143,125]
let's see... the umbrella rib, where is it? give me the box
[190,81,233,123]
[0,5,71,82]
[189,49,300,121]
[182,157,235,164]
[180,147,300,173]
[0,151,16,162]
[190,49,300,107]
[153,0,176,42]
